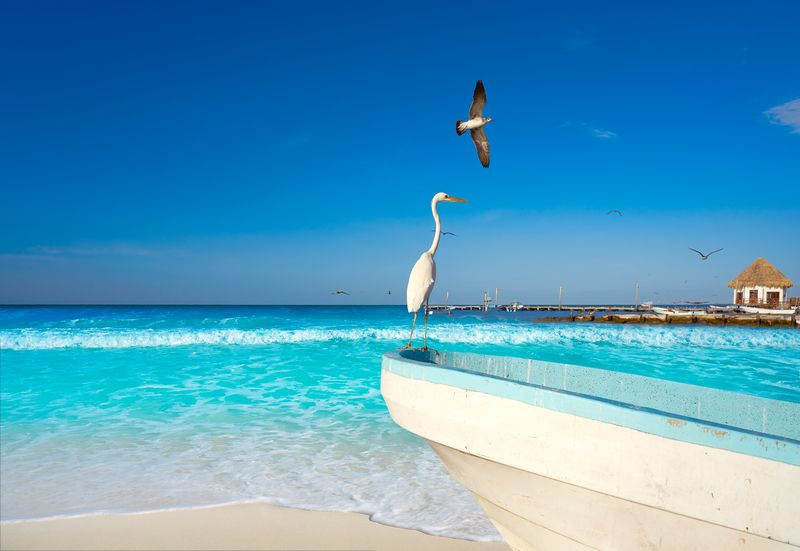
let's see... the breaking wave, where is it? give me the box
[2,323,798,350]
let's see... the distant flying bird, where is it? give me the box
[606,209,622,216]
[456,80,493,168]
[689,247,723,260]
[404,193,467,349]
[331,289,350,295]
[431,230,457,236]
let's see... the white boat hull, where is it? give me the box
[381,351,800,550]
[652,306,708,316]
[739,306,797,315]
[430,442,794,551]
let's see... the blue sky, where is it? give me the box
[1,0,798,304]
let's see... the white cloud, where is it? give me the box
[764,98,800,133]
[591,128,617,139]
[25,243,169,257]
[561,122,618,140]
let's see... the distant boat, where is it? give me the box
[707,305,736,313]
[381,350,800,550]
[739,305,798,315]
[652,306,708,317]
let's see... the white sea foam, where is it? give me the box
[0,371,500,539]
[1,324,797,350]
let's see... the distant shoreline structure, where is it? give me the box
[534,312,798,328]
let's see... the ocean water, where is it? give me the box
[1,306,798,540]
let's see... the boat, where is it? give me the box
[707,304,737,313]
[651,306,708,316]
[381,349,799,550]
[739,305,798,315]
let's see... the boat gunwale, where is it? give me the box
[382,349,800,465]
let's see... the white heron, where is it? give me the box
[403,192,467,349]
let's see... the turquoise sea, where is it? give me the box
[1,306,798,540]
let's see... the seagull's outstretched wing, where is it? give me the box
[469,80,486,119]
[706,248,724,257]
[688,248,704,257]
[470,127,490,167]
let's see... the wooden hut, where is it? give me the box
[728,258,793,306]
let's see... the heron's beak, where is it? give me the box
[447,196,468,202]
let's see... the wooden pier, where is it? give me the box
[535,313,799,328]
[427,304,645,313]
[424,303,798,327]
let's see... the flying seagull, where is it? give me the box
[689,247,723,260]
[606,209,622,216]
[456,80,493,168]
[431,230,457,236]
[331,289,350,295]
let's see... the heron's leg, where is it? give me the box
[400,311,418,349]
[422,305,430,350]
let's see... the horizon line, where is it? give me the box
[1,302,721,307]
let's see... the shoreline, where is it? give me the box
[535,312,799,327]
[0,502,509,551]
[0,499,500,541]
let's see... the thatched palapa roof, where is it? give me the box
[728,258,793,289]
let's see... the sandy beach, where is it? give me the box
[0,503,509,551]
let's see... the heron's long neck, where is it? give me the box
[428,200,441,256]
